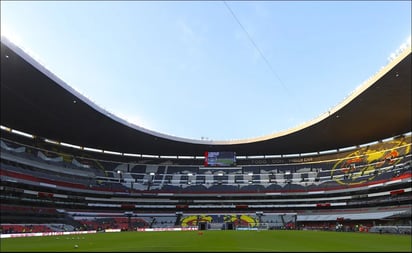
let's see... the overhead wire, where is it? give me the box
[222,0,290,95]
[223,1,310,129]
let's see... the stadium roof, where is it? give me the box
[1,37,411,157]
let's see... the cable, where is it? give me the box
[223,1,289,94]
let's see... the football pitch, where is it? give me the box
[1,230,411,252]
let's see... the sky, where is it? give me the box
[1,1,411,142]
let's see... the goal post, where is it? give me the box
[255,222,269,230]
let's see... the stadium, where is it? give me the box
[1,22,411,253]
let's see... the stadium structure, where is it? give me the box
[1,35,411,236]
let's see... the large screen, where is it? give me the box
[204,151,236,167]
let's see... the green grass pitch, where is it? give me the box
[1,230,411,252]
